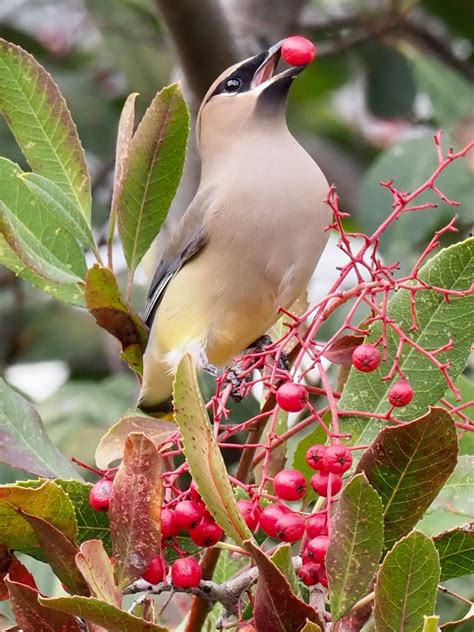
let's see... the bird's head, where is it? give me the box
[196,40,312,157]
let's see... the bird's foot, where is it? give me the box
[248,334,290,372]
[202,362,250,402]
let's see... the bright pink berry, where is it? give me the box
[388,380,414,407]
[305,445,327,471]
[322,445,353,475]
[310,472,343,497]
[276,382,308,413]
[318,565,328,588]
[275,512,305,543]
[142,555,168,584]
[171,557,202,588]
[305,536,329,563]
[189,481,201,503]
[352,344,381,372]
[305,513,327,538]
[161,508,179,539]
[282,36,316,66]
[189,520,223,547]
[259,504,290,538]
[273,469,307,501]
[196,501,213,523]
[89,478,113,512]
[298,562,321,587]
[237,500,260,531]
[174,501,203,530]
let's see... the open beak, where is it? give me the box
[251,41,307,92]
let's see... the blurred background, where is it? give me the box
[0,0,472,622]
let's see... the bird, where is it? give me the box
[138,39,331,413]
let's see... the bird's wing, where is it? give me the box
[144,197,209,326]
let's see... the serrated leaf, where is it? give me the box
[374,531,440,632]
[76,540,121,606]
[6,577,82,632]
[18,511,89,595]
[0,38,91,219]
[173,355,252,545]
[0,378,80,479]
[357,407,458,550]
[433,522,474,581]
[246,540,324,632]
[327,473,384,621]
[95,410,175,470]
[0,480,77,553]
[340,239,474,448]
[110,433,163,588]
[117,83,189,277]
[39,595,169,631]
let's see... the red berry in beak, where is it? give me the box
[282,36,316,66]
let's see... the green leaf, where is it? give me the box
[117,83,189,277]
[271,544,299,596]
[173,355,252,545]
[340,238,474,448]
[39,595,169,631]
[18,511,89,595]
[0,38,91,219]
[6,577,82,632]
[433,523,474,581]
[20,173,97,252]
[109,433,163,589]
[0,480,77,553]
[0,378,80,479]
[95,410,175,470]
[246,540,324,632]
[406,45,474,129]
[75,540,121,606]
[445,376,474,455]
[357,408,458,550]
[327,473,384,621]
[358,135,473,269]
[423,615,440,632]
[85,265,147,373]
[374,531,440,632]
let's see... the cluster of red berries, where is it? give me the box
[352,343,414,407]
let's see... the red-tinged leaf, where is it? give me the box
[356,407,458,550]
[323,335,364,365]
[111,93,138,216]
[95,410,175,470]
[0,549,36,601]
[245,540,325,632]
[39,595,169,631]
[109,433,163,588]
[5,576,81,632]
[85,265,147,374]
[75,540,121,606]
[17,510,89,596]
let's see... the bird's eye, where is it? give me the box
[224,77,242,92]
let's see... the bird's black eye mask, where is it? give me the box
[210,52,267,98]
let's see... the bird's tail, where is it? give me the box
[137,396,174,422]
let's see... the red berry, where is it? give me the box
[305,513,327,538]
[318,565,328,588]
[237,500,260,531]
[189,520,223,547]
[189,481,201,503]
[273,469,307,501]
[171,557,202,588]
[322,445,353,475]
[196,501,213,522]
[276,382,308,413]
[305,445,327,471]
[310,472,343,497]
[89,478,113,512]
[281,36,316,66]
[161,508,179,539]
[142,555,168,584]
[352,344,381,372]
[298,562,321,586]
[275,512,305,543]
[259,504,290,538]
[305,536,329,563]
[388,380,414,407]
[174,501,203,530]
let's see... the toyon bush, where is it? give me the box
[0,37,473,632]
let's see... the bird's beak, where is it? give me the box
[251,41,307,93]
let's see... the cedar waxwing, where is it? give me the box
[138,41,331,412]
